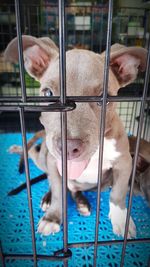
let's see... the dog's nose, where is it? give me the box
[57,138,84,160]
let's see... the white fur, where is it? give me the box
[41,202,50,212]
[78,204,91,216]
[38,218,60,236]
[8,145,22,154]
[28,145,47,172]
[75,138,121,184]
[109,202,136,238]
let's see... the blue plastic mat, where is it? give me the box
[0,133,150,267]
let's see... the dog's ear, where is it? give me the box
[109,44,147,88]
[4,35,59,80]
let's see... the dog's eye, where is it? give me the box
[43,88,53,97]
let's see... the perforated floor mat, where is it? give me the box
[0,133,150,267]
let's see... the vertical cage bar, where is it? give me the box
[120,37,150,267]
[59,0,66,104]
[126,102,130,131]
[27,6,31,35]
[58,0,68,255]
[23,4,27,34]
[60,111,68,254]
[8,5,12,40]
[37,5,40,37]
[99,10,103,53]
[132,101,138,135]
[19,108,37,267]
[14,0,27,102]
[93,0,113,265]
[82,8,86,47]
[91,6,94,50]
[142,102,149,140]
[129,102,135,134]
[148,116,150,141]
[145,103,150,141]
[0,241,5,267]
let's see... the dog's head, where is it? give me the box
[4,36,147,161]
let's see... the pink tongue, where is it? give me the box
[57,160,89,180]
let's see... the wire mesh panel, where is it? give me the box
[0,0,150,267]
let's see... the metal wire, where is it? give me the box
[19,108,37,267]
[0,1,150,266]
[14,0,27,102]
[93,0,113,265]
[2,237,150,262]
[58,0,69,260]
[120,36,150,267]
[0,96,150,104]
[7,0,38,265]
[143,102,150,140]
[59,0,66,105]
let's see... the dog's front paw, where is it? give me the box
[38,217,60,236]
[78,203,91,216]
[109,202,136,238]
[8,145,22,154]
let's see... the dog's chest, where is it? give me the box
[72,138,121,185]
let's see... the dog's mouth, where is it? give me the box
[57,159,89,180]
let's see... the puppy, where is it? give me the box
[129,136,150,204]
[9,134,150,206]
[5,35,147,237]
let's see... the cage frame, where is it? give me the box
[0,0,150,266]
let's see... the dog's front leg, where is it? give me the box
[38,153,62,236]
[109,154,136,238]
[71,191,91,216]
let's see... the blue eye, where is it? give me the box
[43,88,53,97]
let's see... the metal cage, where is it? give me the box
[0,0,150,266]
